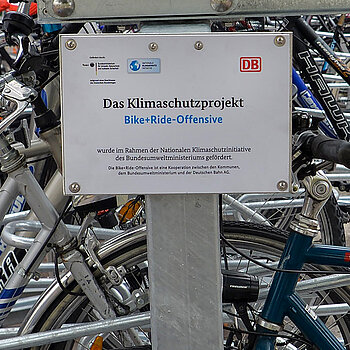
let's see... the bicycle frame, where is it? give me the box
[292,67,338,138]
[0,99,117,325]
[255,173,349,349]
[256,234,350,349]
[0,142,66,293]
[287,16,350,141]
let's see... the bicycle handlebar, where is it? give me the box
[0,77,37,134]
[304,134,350,169]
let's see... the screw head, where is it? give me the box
[277,180,288,191]
[137,297,145,306]
[210,0,233,12]
[3,88,11,94]
[69,182,80,193]
[274,35,286,47]
[65,39,77,50]
[148,42,158,52]
[194,41,204,50]
[313,181,329,197]
[292,183,299,193]
[52,0,75,17]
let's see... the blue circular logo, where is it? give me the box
[129,60,141,71]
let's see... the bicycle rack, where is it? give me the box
[3,1,350,349]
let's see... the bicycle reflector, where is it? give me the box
[117,198,142,224]
[222,270,259,303]
[90,336,103,350]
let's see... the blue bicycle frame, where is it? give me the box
[292,68,337,139]
[253,172,350,350]
[255,229,350,349]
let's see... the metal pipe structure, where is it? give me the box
[38,0,350,22]
[317,31,350,39]
[323,74,348,82]
[0,312,151,349]
[222,194,270,224]
[1,220,124,249]
[295,107,350,119]
[13,139,50,159]
[327,83,350,88]
[311,303,350,317]
[327,174,350,181]
[223,199,304,215]
[0,328,18,340]
[36,263,64,273]
[258,274,350,300]
[10,296,40,313]
[3,298,348,347]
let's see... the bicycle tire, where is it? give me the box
[321,193,346,246]
[19,222,350,349]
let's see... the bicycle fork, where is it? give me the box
[0,134,117,325]
[254,172,346,350]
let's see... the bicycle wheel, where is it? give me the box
[224,192,346,246]
[19,222,350,349]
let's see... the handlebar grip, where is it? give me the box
[307,134,350,169]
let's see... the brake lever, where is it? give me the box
[0,79,37,135]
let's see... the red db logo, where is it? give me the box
[240,57,262,72]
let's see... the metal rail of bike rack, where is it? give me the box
[1,302,349,344]
[2,273,350,342]
[0,312,151,349]
[37,0,350,23]
[1,220,124,249]
[5,1,350,349]
[0,219,123,320]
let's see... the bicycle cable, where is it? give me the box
[219,194,229,270]
[223,325,313,347]
[37,71,59,91]
[220,233,350,275]
[54,249,84,296]
[26,155,53,164]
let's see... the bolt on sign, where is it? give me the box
[60,33,291,195]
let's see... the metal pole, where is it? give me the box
[146,194,223,350]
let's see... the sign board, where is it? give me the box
[39,0,350,23]
[60,33,291,195]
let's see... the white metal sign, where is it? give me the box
[60,33,291,195]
